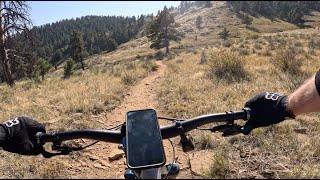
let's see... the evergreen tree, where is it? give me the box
[242,14,253,28]
[51,49,63,70]
[36,58,51,81]
[69,31,85,70]
[147,6,184,55]
[288,7,303,24]
[196,16,203,29]
[64,59,75,79]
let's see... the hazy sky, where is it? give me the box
[29,1,181,27]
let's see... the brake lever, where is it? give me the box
[198,121,244,137]
[221,124,243,137]
[213,123,243,136]
[40,141,84,158]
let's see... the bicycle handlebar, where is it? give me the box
[36,108,252,145]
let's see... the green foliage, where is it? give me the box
[69,31,85,70]
[227,1,318,25]
[50,49,62,69]
[271,46,304,75]
[195,1,212,8]
[155,50,165,60]
[64,59,76,79]
[180,1,193,14]
[207,50,248,83]
[205,151,229,179]
[146,6,184,54]
[21,15,145,64]
[32,58,51,81]
[218,27,230,41]
[287,7,303,24]
[242,14,253,28]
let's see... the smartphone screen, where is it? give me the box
[126,109,166,169]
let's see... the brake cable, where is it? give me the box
[158,116,185,122]
[164,138,176,179]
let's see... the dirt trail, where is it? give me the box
[60,61,193,179]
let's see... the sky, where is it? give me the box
[28,1,181,27]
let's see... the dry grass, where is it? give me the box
[270,46,304,76]
[207,49,249,83]
[0,1,319,178]
[204,150,229,179]
[158,39,320,178]
[0,59,157,178]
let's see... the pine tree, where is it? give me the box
[196,16,203,29]
[36,58,51,81]
[51,49,63,70]
[147,6,184,55]
[69,30,85,70]
[64,59,75,79]
[242,14,253,28]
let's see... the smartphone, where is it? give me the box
[126,109,166,170]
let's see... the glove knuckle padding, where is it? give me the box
[244,92,290,130]
[1,116,46,155]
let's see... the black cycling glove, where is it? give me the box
[242,92,295,134]
[0,116,46,155]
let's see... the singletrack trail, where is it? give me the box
[57,60,193,179]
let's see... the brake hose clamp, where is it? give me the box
[243,107,251,120]
[175,121,184,133]
[225,111,234,123]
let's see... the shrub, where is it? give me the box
[199,49,208,64]
[154,50,164,60]
[294,41,303,47]
[254,43,262,50]
[238,48,250,56]
[207,50,248,83]
[121,70,136,85]
[141,60,158,72]
[222,40,232,48]
[246,34,259,40]
[186,47,198,54]
[196,132,214,150]
[308,38,320,49]
[271,47,304,75]
[205,151,229,179]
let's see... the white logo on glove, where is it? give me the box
[265,92,282,101]
[4,118,20,127]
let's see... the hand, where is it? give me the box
[0,116,46,155]
[242,92,295,134]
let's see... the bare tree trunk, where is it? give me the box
[0,3,14,86]
[81,61,85,70]
[165,26,169,55]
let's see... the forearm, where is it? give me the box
[287,74,320,116]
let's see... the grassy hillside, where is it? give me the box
[0,1,319,178]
